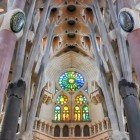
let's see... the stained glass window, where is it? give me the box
[54,106,61,121]
[75,95,87,105]
[74,106,81,121]
[57,95,68,105]
[82,105,90,121]
[63,106,70,121]
[58,71,85,91]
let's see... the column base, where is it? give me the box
[112,130,129,140]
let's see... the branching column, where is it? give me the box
[119,79,140,140]
[0,0,26,109]
[89,24,119,133]
[116,0,140,82]
[0,79,26,140]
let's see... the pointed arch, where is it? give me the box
[63,125,69,137]
[75,125,81,137]
[54,125,60,137]
[83,125,90,136]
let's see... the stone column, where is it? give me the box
[119,79,140,140]
[39,122,42,132]
[60,126,63,137]
[0,79,26,140]
[48,125,51,135]
[72,127,74,137]
[127,30,140,83]
[0,30,16,110]
[52,127,54,136]
[81,126,84,137]
[0,0,26,109]
[89,127,92,136]
[69,127,71,137]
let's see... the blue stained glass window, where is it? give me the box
[58,71,85,91]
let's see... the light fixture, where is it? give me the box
[118,11,134,32]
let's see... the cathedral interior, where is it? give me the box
[0,0,140,140]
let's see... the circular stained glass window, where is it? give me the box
[58,71,85,91]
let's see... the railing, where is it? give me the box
[33,117,112,139]
[90,118,111,135]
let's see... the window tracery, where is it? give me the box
[58,71,85,91]
[54,94,90,122]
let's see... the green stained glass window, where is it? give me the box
[57,95,68,105]
[54,106,61,121]
[58,71,85,91]
[82,105,90,121]
[75,95,87,105]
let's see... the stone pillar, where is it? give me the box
[89,127,92,136]
[60,127,63,137]
[69,127,71,137]
[39,122,42,132]
[48,125,51,135]
[52,127,54,136]
[81,126,84,137]
[0,0,26,109]
[0,30,16,109]
[72,127,74,137]
[127,29,140,83]
[119,79,140,140]
[0,79,26,140]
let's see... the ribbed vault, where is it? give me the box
[45,51,98,82]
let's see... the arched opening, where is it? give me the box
[83,125,90,137]
[63,125,69,137]
[54,125,60,137]
[75,125,81,137]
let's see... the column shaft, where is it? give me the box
[127,29,140,82]
[0,97,20,140]
[0,30,16,109]
[119,79,140,140]
[0,79,26,140]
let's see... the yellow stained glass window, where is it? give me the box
[75,95,87,105]
[63,106,70,121]
[57,95,68,105]
[74,106,81,121]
